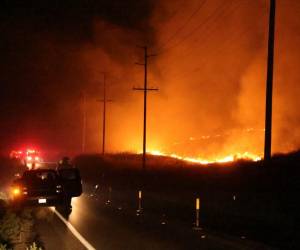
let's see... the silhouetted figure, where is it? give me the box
[57,156,74,210]
[57,156,73,170]
[31,162,36,170]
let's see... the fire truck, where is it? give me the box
[10,149,42,169]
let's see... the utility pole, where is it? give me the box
[97,73,112,155]
[264,0,276,164]
[82,92,87,153]
[133,46,158,170]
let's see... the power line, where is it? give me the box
[156,19,255,92]
[169,0,242,62]
[156,1,242,79]
[156,0,207,52]
[155,1,232,55]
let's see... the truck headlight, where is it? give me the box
[12,187,21,196]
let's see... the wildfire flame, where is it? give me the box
[147,150,261,165]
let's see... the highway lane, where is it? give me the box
[35,208,86,250]
[39,194,189,250]
[34,190,275,250]
[35,196,183,250]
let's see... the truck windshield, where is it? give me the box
[22,170,57,185]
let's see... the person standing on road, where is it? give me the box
[57,156,73,170]
[56,156,74,210]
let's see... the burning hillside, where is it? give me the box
[1,1,300,161]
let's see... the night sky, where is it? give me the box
[0,0,153,154]
[1,0,300,160]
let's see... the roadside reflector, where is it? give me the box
[196,198,200,210]
[193,197,202,230]
[137,190,142,214]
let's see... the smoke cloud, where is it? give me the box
[1,0,300,160]
[137,0,300,159]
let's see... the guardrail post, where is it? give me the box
[193,197,202,230]
[136,190,143,215]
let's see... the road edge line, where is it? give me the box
[50,207,96,250]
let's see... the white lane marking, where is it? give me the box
[50,207,96,250]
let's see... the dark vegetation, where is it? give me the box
[0,157,26,190]
[0,157,42,249]
[0,200,41,249]
[74,152,300,249]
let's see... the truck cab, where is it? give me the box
[11,168,82,210]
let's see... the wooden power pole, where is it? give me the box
[264,0,276,164]
[134,46,158,170]
[97,73,112,155]
[82,92,87,153]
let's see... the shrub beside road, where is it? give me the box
[0,157,42,250]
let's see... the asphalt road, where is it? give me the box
[34,190,275,250]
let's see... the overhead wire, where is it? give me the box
[167,24,254,85]
[154,25,256,111]
[156,1,240,78]
[155,1,231,55]
[167,0,242,68]
[155,0,207,53]
[157,1,253,83]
